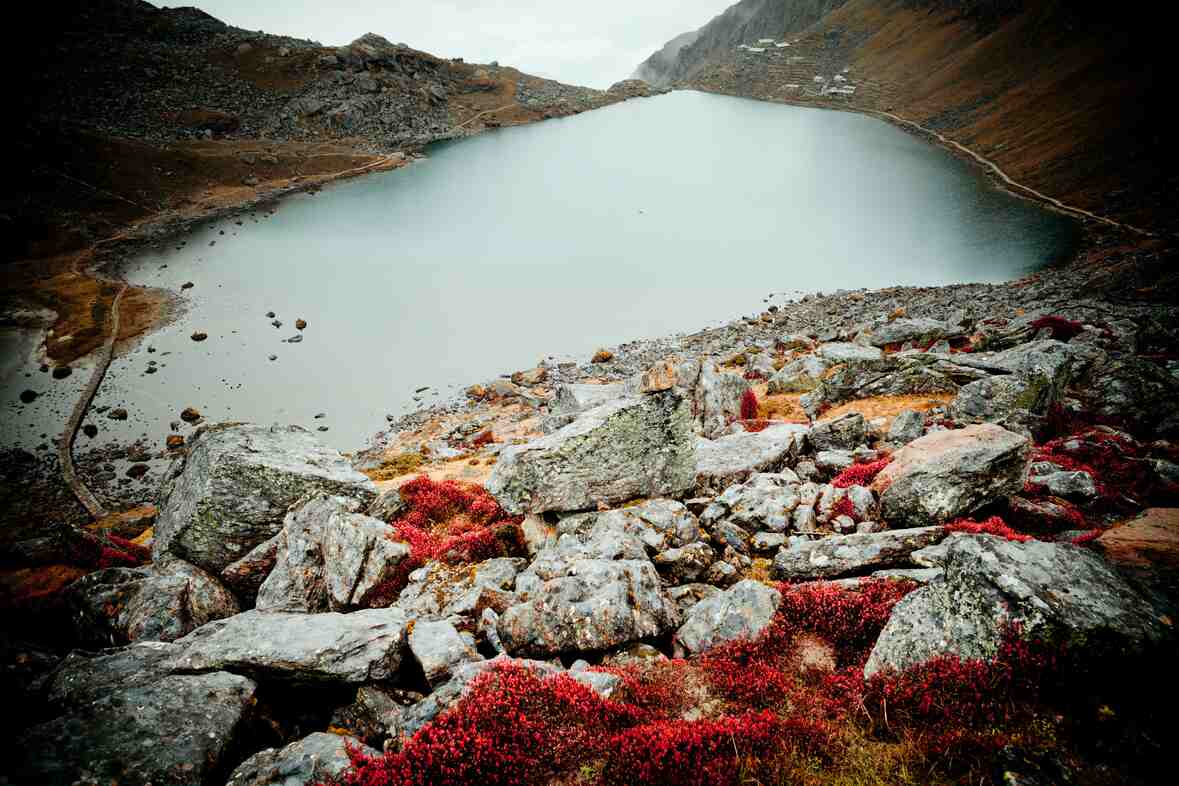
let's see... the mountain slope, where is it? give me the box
[638,0,1173,234]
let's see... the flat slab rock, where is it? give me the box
[864,534,1170,677]
[170,608,409,683]
[487,391,696,514]
[772,527,946,580]
[226,732,377,786]
[153,424,377,573]
[15,643,256,786]
[693,424,809,495]
[873,423,1030,526]
[673,579,782,657]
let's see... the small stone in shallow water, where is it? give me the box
[166,435,184,450]
[82,424,98,438]
[268,354,278,361]
[180,407,201,423]
[108,408,129,421]
[126,463,150,479]
[266,311,276,318]
[191,332,208,342]
[181,282,194,290]
[317,426,329,432]
[287,335,303,343]
[295,319,307,330]
[19,390,37,404]
[52,367,72,379]
[271,320,282,328]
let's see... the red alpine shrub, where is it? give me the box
[739,418,771,433]
[66,531,150,569]
[1069,529,1103,547]
[471,429,495,447]
[831,456,892,489]
[366,476,523,603]
[945,516,1034,543]
[831,496,856,521]
[740,389,759,421]
[1028,315,1084,341]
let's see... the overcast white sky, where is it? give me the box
[157,1,728,88]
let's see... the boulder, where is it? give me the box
[15,643,256,786]
[541,382,625,433]
[255,495,409,612]
[887,409,925,445]
[693,360,752,439]
[693,424,809,494]
[873,424,1030,526]
[701,472,802,534]
[408,619,483,686]
[816,342,885,365]
[766,354,831,394]
[1097,508,1179,615]
[498,559,680,657]
[865,534,1169,677]
[226,733,378,786]
[863,318,950,348]
[171,608,409,683]
[654,542,716,582]
[153,424,377,573]
[487,391,695,514]
[810,412,867,451]
[772,527,945,580]
[1075,355,1179,433]
[66,557,240,645]
[329,685,415,748]
[673,579,782,657]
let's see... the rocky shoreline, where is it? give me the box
[4,208,1177,783]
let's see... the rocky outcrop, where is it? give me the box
[408,618,483,686]
[865,534,1169,677]
[15,643,256,786]
[673,579,781,656]
[171,608,409,683]
[226,733,378,786]
[487,391,695,514]
[153,424,377,574]
[873,424,1030,526]
[772,527,946,580]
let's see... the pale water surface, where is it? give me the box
[2,91,1078,452]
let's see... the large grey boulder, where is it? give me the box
[693,424,809,494]
[863,318,951,348]
[951,340,1077,398]
[226,732,378,786]
[542,382,626,432]
[15,644,256,786]
[171,608,409,683]
[498,559,680,657]
[693,360,752,439]
[810,412,867,451]
[255,495,409,612]
[408,618,483,686]
[767,354,831,394]
[772,527,945,580]
[153,424,377,573]
[673,579,782,656]
[66,557,240,646]
[874,424,1030,526]
[817,342,885,365]
[1074,355,1179,433]
[887,409,925,445]
[554,498,701,558]
[487,391,695,514]
[865,534,1170,677]
[701,471,802,534]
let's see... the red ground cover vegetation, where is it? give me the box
[1028,315,1084,341]
[323,580,1064,786]
[831,456,892,489]
[944,515,1034,543]
[367,476,524,603]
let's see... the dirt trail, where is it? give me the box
[874,110,1153,237]
[455,104,518,129]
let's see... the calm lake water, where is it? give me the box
[2,91,1078,453]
